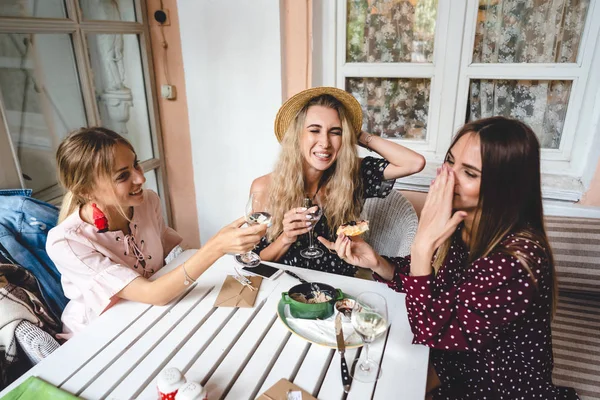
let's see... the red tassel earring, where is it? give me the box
[91,203,109,233]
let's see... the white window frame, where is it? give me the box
[313,0,600,204]
[0,0,172,223]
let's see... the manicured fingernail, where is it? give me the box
[436,167,441,175]
[306,222,312,226]
[299,207,307,211]
[306,214,313,219]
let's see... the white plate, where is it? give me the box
[276,299,364,349]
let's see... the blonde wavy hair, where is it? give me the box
[267,95,363,242]
[56,127,136,223]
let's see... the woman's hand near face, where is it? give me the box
[411,164,467,273]
[208,216,267,255]
[280,207,312,245]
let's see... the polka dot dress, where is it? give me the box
[255,156,395,276]
[374,228,579,399]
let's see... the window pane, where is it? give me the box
[0,33,86,193]
[0,0,67,18]
[144,168,158,194]
[468,79,571,149]
[473,0,590,63]
[346,77,430,140]
[87,34,154,161]
[79,0,137,22]
[346,0,438,63]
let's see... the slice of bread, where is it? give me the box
[336,220,369,236]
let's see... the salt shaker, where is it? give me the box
[174,381,208,400]
[156,367,186,400]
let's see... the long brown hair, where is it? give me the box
[267,94,362,241]
[56,127,136,223]
[434,117,557,315]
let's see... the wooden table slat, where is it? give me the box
[256,333,311,396]
[202,288,286,399]
[292,341,336,396]
[223,317,291,399]
[134,306,237,399]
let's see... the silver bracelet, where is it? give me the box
[182,261,196,286]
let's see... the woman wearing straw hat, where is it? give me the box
[249,87,425,276]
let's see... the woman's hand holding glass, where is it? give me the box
[300,198,324,259]
[235,192,272,266]
[280,207,314,245]
[209,216,267,255]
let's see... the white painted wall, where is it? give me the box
[178,0,282,243]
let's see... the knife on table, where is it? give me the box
[335,313,352,393]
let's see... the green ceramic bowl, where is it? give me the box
[281,282,344,319]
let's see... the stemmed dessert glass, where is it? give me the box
[300,197,324,259]
[234,192,272,267]
[351,292,389,382]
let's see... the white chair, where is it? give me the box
[360,190,418,257]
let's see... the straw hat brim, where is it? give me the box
[274,87,363,142]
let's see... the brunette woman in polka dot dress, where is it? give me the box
[321,117,578,399]
[251,87,425,276]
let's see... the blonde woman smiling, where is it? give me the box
[250,87,425,276]
[47,128,266,337]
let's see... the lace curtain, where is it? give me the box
[345,0,590,147]
[345,0,436,140]
[473,0,590,63]
[468,80,571,148]
[346,77,430,140]
[346,0,438,63]
[468,0,589,148]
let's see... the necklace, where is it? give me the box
[304,178,325,206]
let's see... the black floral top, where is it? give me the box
[256,156,396,276]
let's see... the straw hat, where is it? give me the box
[274,87,363,142]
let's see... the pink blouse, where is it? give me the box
[47,190,182,337]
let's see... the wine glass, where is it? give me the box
[299,197,324,259]
[351,292,389,382]
[234,192,272,267]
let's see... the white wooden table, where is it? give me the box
[1,250,429,400]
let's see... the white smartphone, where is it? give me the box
[241,263,283,280]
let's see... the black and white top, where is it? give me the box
[255,156,396,276]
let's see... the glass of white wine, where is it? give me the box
[351,292,389,382]
[234,192,272,267]
[299,197,324,259]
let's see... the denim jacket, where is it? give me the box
[0,189,68,319]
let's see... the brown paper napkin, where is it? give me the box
[214,275,262,308]
[256,378,316,400]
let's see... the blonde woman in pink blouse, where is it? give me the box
[47,127,266,338]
